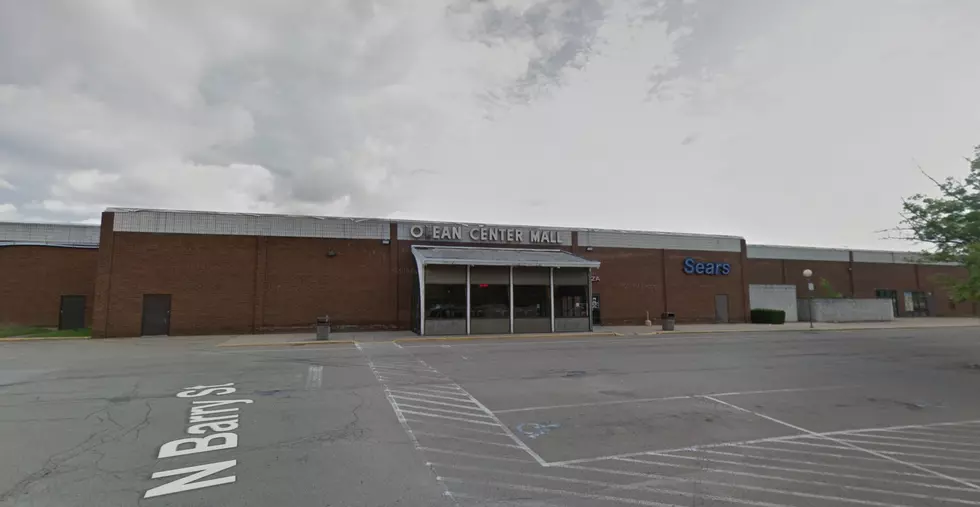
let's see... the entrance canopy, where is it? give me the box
[410,245,600,269]
[411,246,600,336]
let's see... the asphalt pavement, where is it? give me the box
[2,327,980,506]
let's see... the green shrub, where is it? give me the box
[750,309,786,324]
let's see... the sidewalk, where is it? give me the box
[600,317,979,336]
[213,317,978,347]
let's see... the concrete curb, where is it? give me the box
[393,331,619,344]
[630,323,980,337]
[217,340,356,348]
[0,335,90,343]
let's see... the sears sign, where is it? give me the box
[683,258,732,276]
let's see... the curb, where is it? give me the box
[217,340,356,348]
[393,331,618,344]
[631,323,980,337]
[0,336,90,343]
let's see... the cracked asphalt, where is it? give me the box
[2,327,980,506]
[0,338,452,507]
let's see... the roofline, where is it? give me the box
[0,220,99,228]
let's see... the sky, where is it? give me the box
[0,0,979,250]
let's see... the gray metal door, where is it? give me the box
[59,295,86,330]
[141,294,171,336]
[714,294,729,323]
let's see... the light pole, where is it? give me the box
[803,269,814,329]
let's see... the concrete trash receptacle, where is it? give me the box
[316,316,331,340]
[661,312,675,331]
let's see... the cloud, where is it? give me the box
[0,0,979,251]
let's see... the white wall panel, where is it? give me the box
[579,230,741,252]
[852,250,920,264]
[112,209,390,239]
[0,222,100,247]
[747,245,850,262]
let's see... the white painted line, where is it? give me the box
[412,384,466,393]
[564,465,913,507]
[398,409,501,426]
[439,477,695,507]
[493,395,692,414]
[776,438,980,463]
[701,395,980,492]
[392,342,404,349]
[414,358,551,468]
[402,418,510,437]
[554,464,912,507]
[419,447,535,463]
[697,449,944,482]
[624,455,980,503]
[305,365,323,389]
[389,395,486,413]
[388,389,471,401]
[492,386,849,414]
[414,432,523,449]
[438,463,792,507]
[814,419,980,438]
[710,385,853,397]
[394,403,495,419]
[883,429,980,441]
[835,435,980,453]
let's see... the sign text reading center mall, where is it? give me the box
[409,224,562,244]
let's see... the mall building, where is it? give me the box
[0,208,975,338]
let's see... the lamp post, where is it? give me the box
[803,269,814,329]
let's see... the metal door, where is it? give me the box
[714,294,729,323]
[59,295,86,330]
[141,294,172,336]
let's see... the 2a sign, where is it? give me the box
[683,258,732,276]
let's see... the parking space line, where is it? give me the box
[700,395,980,491]
[395,403,495,419]
[493,385,849,414]
[387,389,471,401]
[398,409,501,426]
[402,418,510,437]
[833,436,980,454]
[414,432,524,449]
[419,447,537,463]
[389,395,487,412]
[623,455,980,503]
[439,477,703,507]
[555,464,912,507]
[696,449,943,481]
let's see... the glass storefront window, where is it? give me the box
[514,285,549,318]
[471,284,509,318]
[425,284,466,319]
[554,285,588,317]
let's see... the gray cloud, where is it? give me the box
[1,0,978,251]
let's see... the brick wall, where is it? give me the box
[664,249,747,323]
[581,247,663,325]
[745,259,784,285]
[783,259,853,298]
[852,263,918,300]
[0,246,97,327]
[261,236,394,330]
[103,233,258,337]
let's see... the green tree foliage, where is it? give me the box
[818,278,843,298]
[901,145,980,304]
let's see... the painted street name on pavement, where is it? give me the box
[144,383,253,499]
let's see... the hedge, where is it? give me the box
[750,308,786,324]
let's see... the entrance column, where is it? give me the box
[465,265,471,335]
[587,268,594,331]
[419,265,426,336]
[549,267,555,333]
[509,266,515,334]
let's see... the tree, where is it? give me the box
[818,278,843,299]
[900,145,980,305]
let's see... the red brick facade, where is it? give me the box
[6,210,974,336]
[0,245,97,327]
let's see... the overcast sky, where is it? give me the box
[1,0,978,249]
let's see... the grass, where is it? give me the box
[0,326,91,338]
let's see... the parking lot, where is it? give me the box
[2,326,980,506]
[374,328,980,506]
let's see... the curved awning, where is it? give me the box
[411,245,599,269]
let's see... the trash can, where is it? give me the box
[661,312,675,331]
[316,315,330,340]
